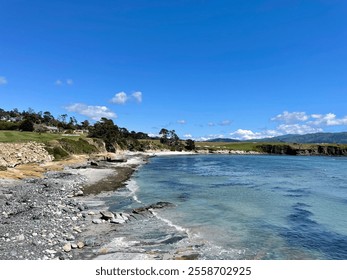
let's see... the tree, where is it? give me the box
[159,128,169,144]
[59,114,68,124]
[43,111,54,125]
[81,120,90,130]
[159,128,182,150]
[19,119,34,132]
[168,130,179,146]
[88,118,121,152]
[185,139,196,151]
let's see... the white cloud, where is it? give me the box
[65,103,117,121]
[66,79,73,85]
[271,111,309,123]
[148,133,160,138]
[111,91,143,104]
[56,79,73,86]
[177,120,186,124]
[111,92,128,104]
[0,76,7,85]
[277,124,323,134]
[230,129,280,140]
[207,120,232,127]
[211,110,347,141]
[184,134,193,138]
[132,91,142,103]
[219,120,232,126]
[194,134,226,141]
[308,113,347,126]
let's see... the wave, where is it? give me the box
[125,179,142,203]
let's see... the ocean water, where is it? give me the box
[103,154,347,260]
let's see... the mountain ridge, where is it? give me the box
[206,132,347,144]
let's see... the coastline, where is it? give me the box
[0,150,220,260]
[2,149,346,260]
[0,152,149,260]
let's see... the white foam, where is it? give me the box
[151,211,187,233]
[125,179,142,203]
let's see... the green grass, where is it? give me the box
[195,141,262,152]
[0,130,81,143]
[0,130,98,161]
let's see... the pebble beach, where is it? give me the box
[0,153,150,260]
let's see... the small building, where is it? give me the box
[46,126,60,133]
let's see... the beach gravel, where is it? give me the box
[0,154,147,260]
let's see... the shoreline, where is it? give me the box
[0,152,149,260]
[2,150,345,260]
[0,151,214,260]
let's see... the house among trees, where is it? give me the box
[46,126,59,133]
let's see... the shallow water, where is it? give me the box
[103,154,347,260]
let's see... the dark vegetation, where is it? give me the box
[196,141,347,156]
[0,107,196,154]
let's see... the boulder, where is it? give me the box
[110,218,126,224]
[63,243,72,252]
[100,210,115,220]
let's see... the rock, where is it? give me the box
[90,161,98,166]
[132,207,147,214]
[63,243,72,252]
[71,243,78,249]
[77,205,85,211]
[73,227,82,233]
[75,190,84,197]
[110,218,126,224]
[149,201,175,209]
[100,210,115,220]
[133,202,175,214]
[45,249,57,255]
[66,234,75,241]
[77,241,84,249]
[120,213,131,219]
[0,166,7,171]
[92,219,102,224]
[16,234,25,241]
[84,238,95,247]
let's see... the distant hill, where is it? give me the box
[250,132,347,144]
[207,138,240,143]
[207,132,347,144]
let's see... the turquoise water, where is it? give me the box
[107,154,347,260]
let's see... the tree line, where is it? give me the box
[0,107,196,152]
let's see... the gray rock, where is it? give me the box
[84,238,96,247]
[110,218,126,224]
[66,234,75,241]
[16,234,25,241]
[100,210,114,220]
[92,219,102,224]
[75,190,84,197]
[63,243,72,252]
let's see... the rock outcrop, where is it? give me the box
[257,144,347,156]
[0,142,53,168]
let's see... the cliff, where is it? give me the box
[257,144,347,156]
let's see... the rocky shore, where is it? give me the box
[0,153,149,260]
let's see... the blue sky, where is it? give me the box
[1,0,346,140]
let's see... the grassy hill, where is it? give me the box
[0,130,101,160]
[0,130,81,143]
